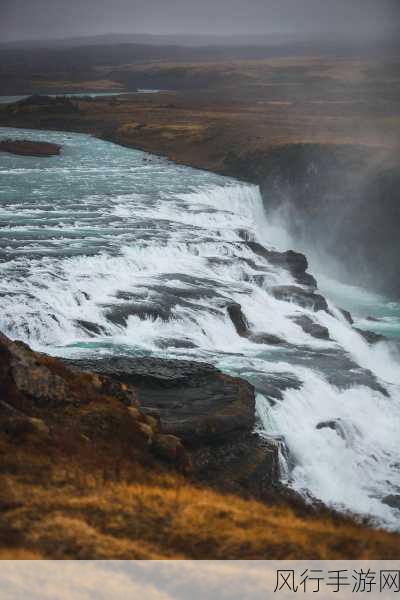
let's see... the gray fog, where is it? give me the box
[0,0,399,44]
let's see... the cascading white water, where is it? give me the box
[1,126,399,529]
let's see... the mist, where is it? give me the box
[256,145,400,300]
[1,0,399,43]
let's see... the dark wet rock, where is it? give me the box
[227,302,249,337]
[64,355,280,494]
[155,338,197,349]
[316,419,346,439]
[382,494,400,510]
[242,273,268,287]
[64,356,255,445]
[296,272,318,288]
[0,139,61,157]
[354,328,386,344]
[339,308,354,324]
[236,228,254,242]
[270,285,328,312]
[292,315,330,340]
[75,319,106,337]
[249,333,288,346]
[366,316,380,322]
[104,302,172,326]
[249,371,302,403]
[115,287,220,318]
[245,242,317,288]
[192,432,280,496]
[226,303,290,346]
[289,347,389,397]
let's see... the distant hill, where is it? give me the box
[2,31,400,51]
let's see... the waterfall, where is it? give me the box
[1,126,399,529]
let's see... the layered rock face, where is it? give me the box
[0,331,281,497]
[66,356,281,496]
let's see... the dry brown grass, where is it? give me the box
[1,453,400,560]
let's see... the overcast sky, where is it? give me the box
[0,0,399,43]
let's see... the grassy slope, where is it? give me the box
[3,446,400,559]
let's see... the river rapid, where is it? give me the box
[1,126,400,529]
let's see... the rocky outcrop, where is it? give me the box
[382,495,400,510]
[65,356,255,445]
[0,139,61,157]
[226,302,288,346]
[227,302,249,337]
[354,328,385,344]
[292,315,330,340]
[0,332,191,472]
[316,419,346,440]
[249,333,287,346]
[104,302,172,326]
[245,242,317,288]
[340,308,354,324]
[249,371,303,404]
[65,355,281,496]
[270,285,328,312]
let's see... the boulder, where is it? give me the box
[75,320,106,337]
[270,285,328,312]
[226,303,289,346]
[291,315,330,340]
[316,419,346,440]
[104,302,172,326]
[382,495,400,510]
[250,371,302,403]
[226,302,249,337]
[246,242,317,288]
[249,333,288,346]
[152,433,184,462]
[354,328,385,344]
[339,308,354,324]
